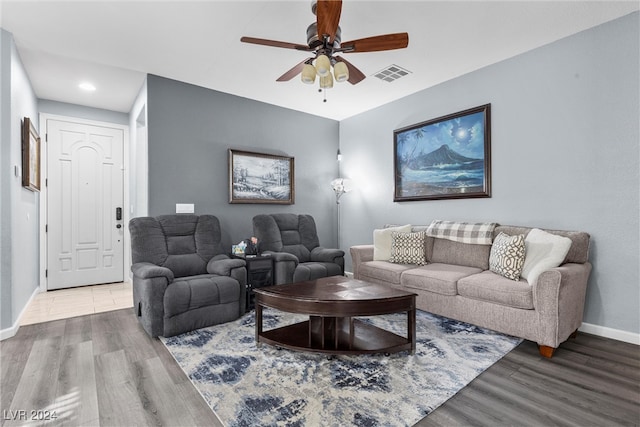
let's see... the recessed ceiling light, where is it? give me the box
[79,82,96,92]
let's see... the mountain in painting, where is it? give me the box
[407,144,479,170]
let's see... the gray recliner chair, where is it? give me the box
[252,213,345,285]
[129,214,246,337]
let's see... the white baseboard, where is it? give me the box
[345,271,354,278]
[579,322,640,345]
[0,286,40,341]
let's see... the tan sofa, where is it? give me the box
[350,224,591,358]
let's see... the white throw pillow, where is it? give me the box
[373,224,412,261]
[521,228,572,285]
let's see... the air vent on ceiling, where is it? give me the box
[373,64,411,82]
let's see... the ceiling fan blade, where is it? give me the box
[241,36,311,51]
[316,0,342,43]
[340,33,409,53]
[276,59,313,82]
[335,56,366,85]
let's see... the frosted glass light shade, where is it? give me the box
[301,64,316,84]
[315,54,331,77]
[319,73,334,89]
[333,61,349,82]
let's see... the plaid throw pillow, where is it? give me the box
[489,232,526,280]
[389,231,427,265]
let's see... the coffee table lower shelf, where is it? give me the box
[258,317,413,355]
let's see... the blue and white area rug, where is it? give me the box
[161,309,521,426]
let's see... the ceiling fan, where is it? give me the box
[240,0,409,88]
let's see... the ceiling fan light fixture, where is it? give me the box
[301,64,317,84]
[333,61,349,82]
[315,54,331,77]
[319,73,334,89]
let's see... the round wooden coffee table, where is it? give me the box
[254,276,416,356]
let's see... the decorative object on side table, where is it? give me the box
[393,104,491,201]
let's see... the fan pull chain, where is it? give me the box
[318,87,327,102]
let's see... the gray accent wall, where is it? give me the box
[339,13,639,335]
[145,74,340,251]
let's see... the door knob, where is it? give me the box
[116,224,122,229]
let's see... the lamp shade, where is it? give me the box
[333,61,349,82]
[301,64,317,84]
[319,73,334,89]
[315,54,331,77]
[331,178,352,194]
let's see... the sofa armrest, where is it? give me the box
[311,247,345,275]
[131,262,174,282]
[262,251,299,264]
[310,247,345,263]
[261,251,298,285]
[207,256,245,276]
[350,245,374,279]
[533,262,592,348]
[131,262,174,337]
[207,256,247,287]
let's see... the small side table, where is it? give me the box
[233,253,274,311]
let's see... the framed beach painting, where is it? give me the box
[228,149,295,204]
[393,104,491,202]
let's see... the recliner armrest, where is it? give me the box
[207,256,246,276]
[131,262,174,282]
[262,251,299,264]
[310,247,345,263]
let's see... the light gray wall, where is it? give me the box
[1,29,13,329]
[339,13,639,334]
[38,99,129,125]
[0,29,39,331]
[146,75,340,250]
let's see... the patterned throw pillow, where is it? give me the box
[489,232,526,280]
[389,231,427,265]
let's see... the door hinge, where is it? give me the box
[46,133,48,142]
[45,224,48,232]
[45,178,48,187]
[45,269,48,278]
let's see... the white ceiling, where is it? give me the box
[1,1,638,121]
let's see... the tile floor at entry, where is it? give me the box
[20,281,133,325]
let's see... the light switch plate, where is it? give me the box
[176,203,194,214]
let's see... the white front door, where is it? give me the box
[46,118,124,290]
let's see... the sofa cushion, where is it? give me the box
[165,274,241,317]
[358,261,415,286]
[390,231,427,265]
[489,232,526,280]
[521,228,572,285]
[373,224,412,261]
[429,238,491,270]
[458,271,534,309]
[401,263,482,296]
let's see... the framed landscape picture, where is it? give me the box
[393,104,491,202]
[228,149,295,204]
[22,117,41,192]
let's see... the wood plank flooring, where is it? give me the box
[1,308,638,427]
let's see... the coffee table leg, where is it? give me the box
[255,302,263,347]
[408,308,416,355]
